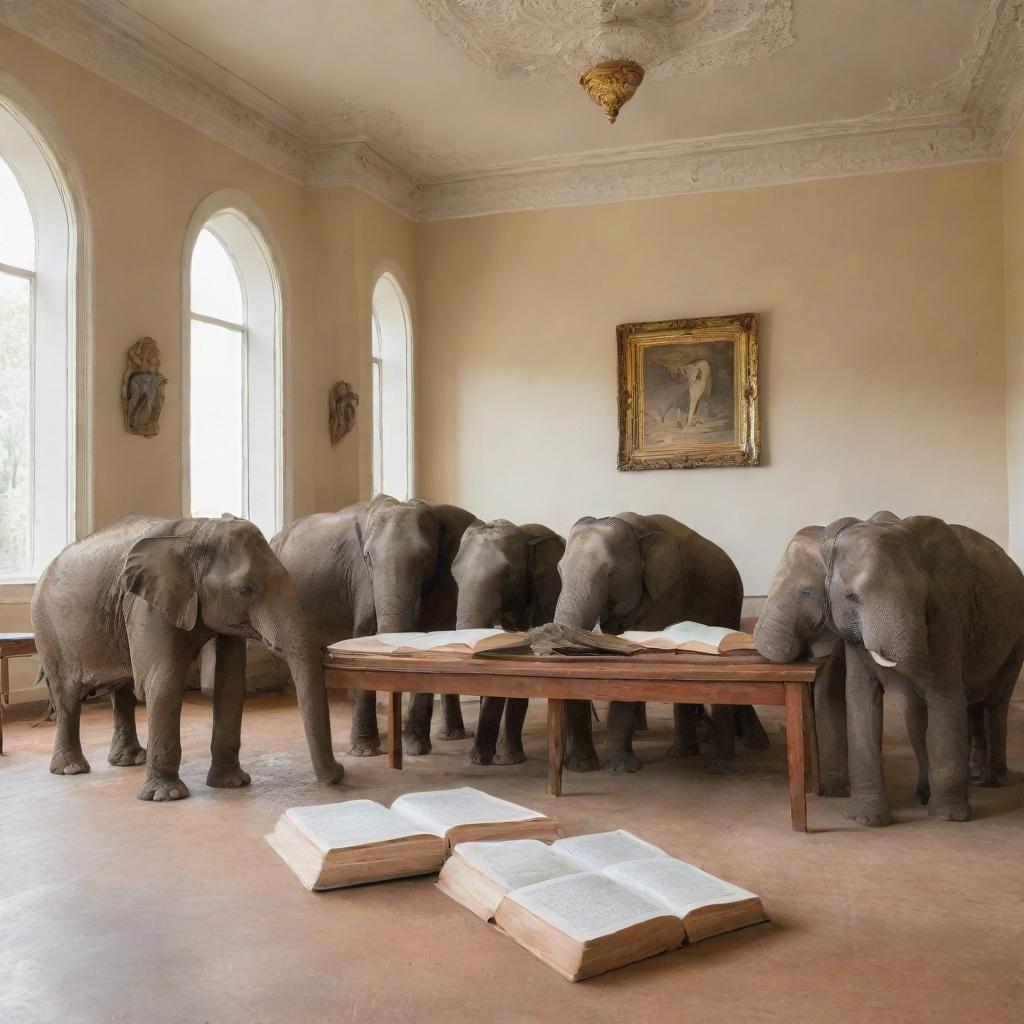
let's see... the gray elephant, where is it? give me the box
[451,520,565,766]
[553,513,768,774]
[820,515,1024,825]
[272,495,476,757]
[31,515,343,801]
[753,511,932,800]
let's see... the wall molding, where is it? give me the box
[2,0,1023,221]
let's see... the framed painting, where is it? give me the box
[616,312,760,470]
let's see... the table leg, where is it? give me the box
[547,698,564,796]
[388,691,403,770]
[0,657,7,756]
[803,682,819,796]
[784,682,808,832]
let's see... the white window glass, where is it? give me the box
[0,272,31,574]
[370,275,412,500]
[0,156,34,270]
[190,228,243,324]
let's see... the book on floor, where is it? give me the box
[328,628,531,656]
[437,830,768,981]
[620,621,756,655]
[266,787,560,891]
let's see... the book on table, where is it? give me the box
[328,628,530,657]
[437,830,768,981]
[266,787,560,891]
[620,620,756,655]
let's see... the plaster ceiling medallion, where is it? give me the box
[409,0,796,85]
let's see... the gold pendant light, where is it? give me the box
[579,58,645,124]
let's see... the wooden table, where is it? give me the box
[0,633,36,755]
[323,649,820,831]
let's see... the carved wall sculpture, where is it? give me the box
[121,337,167,437]
[329,380,359,445]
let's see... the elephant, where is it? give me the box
[821,515,1024,825]
[31,514,344,802]
[552,512,768,774]
[752,511,931,800]
[450,520,565,766]
[271,495,476,757]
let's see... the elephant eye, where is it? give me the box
[846,592,860,604]
[798,587,813,599]
[239,584,255,598]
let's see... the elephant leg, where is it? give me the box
[403,693,434,756]
[844,645,891,826]
[701,705,738,774]
[813,649,849,797]
[736,705,770,750]
[981,643,1023,787]
[437,694,472,741]
[667,704,700,757]
[563,699,600,772]
[924,691,971,822]
[349,689,382,756]
[207,636,251,789]
[632,702,648,732]
[901,692,930,804]
[133,656,192,802]
[968,703,988,786]
[604,700,641,773]
[108,683,146,767]
[470,696,505,765]
[495,698,529,765]
[49,673,90,776]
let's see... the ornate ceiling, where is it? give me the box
[2,0,1023,220]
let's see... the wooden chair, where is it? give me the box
[0,633,37,755]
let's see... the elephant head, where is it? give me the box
[355,495,475,632]
[553,515,682,633]
[754,511,902,664]
[452,520,564,630]
[121,516,343,784]
[824,515,969,676]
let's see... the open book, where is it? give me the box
[437,831,767,981]
[620,621,756,655]
[266,787,560,891]
[328,628,530,657]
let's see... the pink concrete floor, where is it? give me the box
[2,692,1022,1024]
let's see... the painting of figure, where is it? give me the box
[617,313,759,470]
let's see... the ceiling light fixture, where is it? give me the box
[579,58,646,123]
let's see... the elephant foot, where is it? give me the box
[436,727,474,742]
[916,779,931,804]
[315,760,345,785]
[137,776,190,802]
[563,750,601,773]
[740,726,771,751]
[818,777,851,799]
[348,740,382,757]
[606,750,642,774]
[700,756,739,776]
[108,740,146,767]
[928,796,972,822]
[970,765,1003,788]
[403,731,432,756]
[665,739,699,758]
[494,746,527,766]
[206,763,252,789]
[844,797,892,827]
[50,749,91,775]
[469,747,494,766]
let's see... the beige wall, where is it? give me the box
[1005,121,1024,564]
[0,29,416,699]
[416,163,1008,594]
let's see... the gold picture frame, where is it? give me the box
[617,312,760,471]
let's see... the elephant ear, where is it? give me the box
[819,517,862,566]
[902,516,972,602]
[429,503,477,569]
[121,535,198,631]
[639,529,684,604]
[524,526,566,623]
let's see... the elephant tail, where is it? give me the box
[31,669,56,727]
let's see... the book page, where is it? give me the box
[328,633,426,654]
[604,858,757,918]
[553,831,669,871]
[505,872,671,943]
[392,787,544,837]
[395,629,506,651]
[454,840,578,892]
[285,800,430,854]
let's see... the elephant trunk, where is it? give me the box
[251,604,344,785]
[859,607,929,675]
[753,597,805,663]
[456,587,502,631]
[554,581,605,631]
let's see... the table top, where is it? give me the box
[0,633,36,655]
[323,648,818,683]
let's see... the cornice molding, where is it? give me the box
[1,0,1022,223]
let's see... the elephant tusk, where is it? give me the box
[869,650,897,669]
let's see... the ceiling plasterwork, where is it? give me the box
[1,0,1023,221]
[408,0,795,82]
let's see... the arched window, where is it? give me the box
[0,101,76,580]
[187,208,281,538]
[371,273,412,499]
